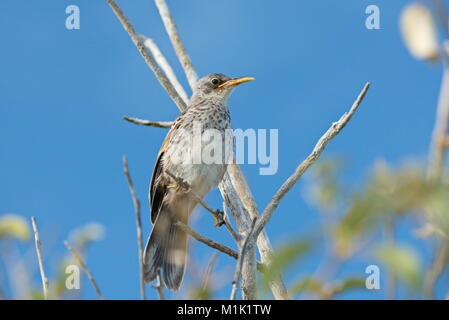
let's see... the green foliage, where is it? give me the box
[376,244,422,291]
[290,276,366,299]
[290,276,323,296]
[306,158,347,213]
[263,240,311,284]
[0,216,104,300]
[0,214,30,241]
[332,162,449,257]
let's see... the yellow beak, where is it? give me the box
[217,76,255,89]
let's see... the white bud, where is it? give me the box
[400,3,439,61]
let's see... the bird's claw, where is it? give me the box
[167,178,190,193]
[213,209,225,227]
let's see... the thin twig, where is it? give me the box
[201,252,219,291]
[175,221,238,259]
[226,164,288,299]
[430,0,449,38]
[174,221,264,272]
[222,202,242,243]
[151,270,165,300]
[122,155,146,300]
[123,116,173,128]
[106,0,188,111]
[64,241,105,300]
[253,82,371,238]
[429,67,449,182]
[154,0,198,88]
[139,35,190,103]
[230,218,258,300]
[31,217,49,300]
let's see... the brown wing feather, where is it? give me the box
[149,115,185,223]
[149,151,166,223]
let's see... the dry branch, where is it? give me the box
[122,155,146,300]
[154,0,198,88]
[176,221,238,259]
[106,0,188,111]
[31,217,49,300]
[429,67,449,181]
[253,82,371,238]
[64,241,105,300]
[123,116,173,128]
[175,221,264,272]
[230,218,257,300]
[201,252,218,291]
[139,35,190,103]
[222,202,242,243]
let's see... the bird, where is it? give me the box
[143,73,254,290]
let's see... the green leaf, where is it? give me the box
[0,214,30,241]
[376,244,422,291]
[327,277,366,297]
[290,277,323,296]
[263,240,311,284]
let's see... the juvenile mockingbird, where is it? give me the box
[143,73,254,290]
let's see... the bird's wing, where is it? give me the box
[149,149,165,224]
[149,112,186,223]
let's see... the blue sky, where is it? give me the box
[0,0,446,299]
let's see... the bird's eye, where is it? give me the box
[211,78,220,86]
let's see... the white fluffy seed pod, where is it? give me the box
[400,3,439,61]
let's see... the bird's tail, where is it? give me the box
[143,206,188,291]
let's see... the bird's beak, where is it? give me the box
[217,77,255,89]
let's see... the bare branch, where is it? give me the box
[253,82,371,238]
[122,155,146,300]
[64,241,105,300]
[222,202,242,243]
[174,221,264,272]
[123,116,173,128]
[106,0,188,111]
[230,218,257,300]
[226,164,289,299]
[201,252,218,291]
[31,217,49,300]
[175,221,238,259]
[154,0,198,88]
[139,35,190,103]
[429,67,449,181]
[218,173,263,299]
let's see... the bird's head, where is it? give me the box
[190,73,255,104]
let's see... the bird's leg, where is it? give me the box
[166,169,225,227]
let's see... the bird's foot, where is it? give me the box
[213,209,225,227]
[167,179,190,193]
